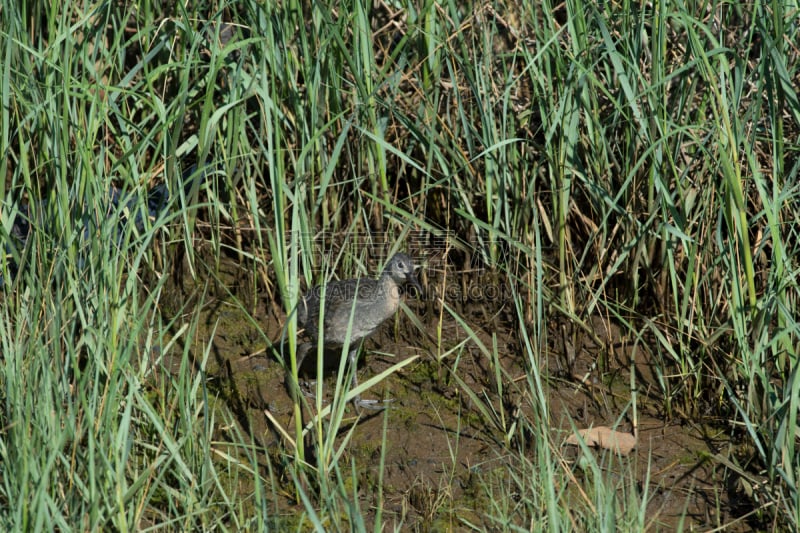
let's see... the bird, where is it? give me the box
[290,252,422,410]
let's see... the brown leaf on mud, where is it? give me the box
[565,426,637,456]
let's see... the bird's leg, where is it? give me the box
[285,342,316,400]
[349,347,394,411]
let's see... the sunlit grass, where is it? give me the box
[2,0,799,530]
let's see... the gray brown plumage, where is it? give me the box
[292,253,422,409]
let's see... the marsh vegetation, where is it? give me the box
[1,0,799,530]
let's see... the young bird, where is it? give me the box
[291,253,422,409]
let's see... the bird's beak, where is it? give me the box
[407,272,423,298]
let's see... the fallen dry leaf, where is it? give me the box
[565,426,637,455]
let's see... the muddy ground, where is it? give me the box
[155,251,754,531]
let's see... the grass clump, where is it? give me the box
[2,0,799,530]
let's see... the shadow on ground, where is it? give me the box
[155,254,751,531]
